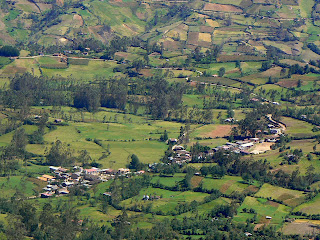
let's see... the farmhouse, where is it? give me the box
[41,192,53,198]
[168,138,178,143]
[118,168,130,174]
[84,168,99,175]
[240,142,254,149]
[172,145,184,151]
[58,188,70,195]
[38,175,55,182]
[54,119,63,123]
[270,129,281,134]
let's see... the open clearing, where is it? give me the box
[255,183,306,207]
[235,196,291,225]
[198,33,212,42]
[282,117,315,138]
[203,3,243,12]
[283,220,320,235]
[202,176,252,195]
[192,124,234,138]
[293,193,320,215]
[250,142,273,154]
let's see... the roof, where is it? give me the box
[37,177,48,181]
[41,192,53,197]
[240,143,254,148]
[42,175,55,180]
[118,168,130,172]
[59,188,70,194]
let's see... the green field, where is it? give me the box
[201,176,255,195]
[294,193,320,215]
[235,196,291,226]
[150,174,185,187]
[120,187,210,214]
[41,60,122,80]
[255,183,306,207]
[0,176,37,198]
[282,117,316,138]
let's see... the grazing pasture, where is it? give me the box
[255,183,306,207]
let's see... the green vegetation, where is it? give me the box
[0,0,320,238]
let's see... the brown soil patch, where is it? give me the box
[283,221,320,235]
[163,41,181,51]
[198,41,212,48]
[2,66,26,74]
[56,0,64,6]
[187,32,199,45]
[250,142,273,154]
[140,69,153,77]
[37,3,52,11]
[261,66,282,77]
[220,180,234,193]
[259,218,271,224]
[203,3,243,12]
[277,80,298,88]
[278,193,295,201]
[267,200,279,207]
[189,81,197,87]
[27,177,47,193]
[226,69,240,74]
[114,52,128,58]
[122,24,138,34]
[73,14,84,26]
[136,11,145,20]
[245,185,259,193]
[0,32,15,44]
[191,176,203,189]
[200,26,214,33]
[254,224,265,231]
[204,125,234,138]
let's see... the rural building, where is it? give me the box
[41,192,53,198]
[84,168,99,175]
[38,175,55,182]
[172,145,184,151]
[118,168,130,174]
[270,129,281,134]
[58,188,70,195]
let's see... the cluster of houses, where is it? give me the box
[166,119,285,163]
[38,166,145,198]
[168,145,192,164]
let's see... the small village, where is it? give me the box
[38,166,145,198]
[168,116,285,164]
[37,114,285,199]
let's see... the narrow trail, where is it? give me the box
[266,114,286,132]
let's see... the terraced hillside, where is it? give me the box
[0,0,320,62]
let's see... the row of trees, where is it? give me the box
[5,73,186,120]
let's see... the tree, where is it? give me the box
[297,79,302,88]
[112,210,131,240]
[46,140,75,166]
[218,67,225,77]
[10,128,27,157]
[74,85,100,112]
[78,150,92,166]
[0,46,19,57]
[200,166,209,177]
[128,154,142,170]
[5,214,27,240]
[132,59,144,72]
[160,130,168,142]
